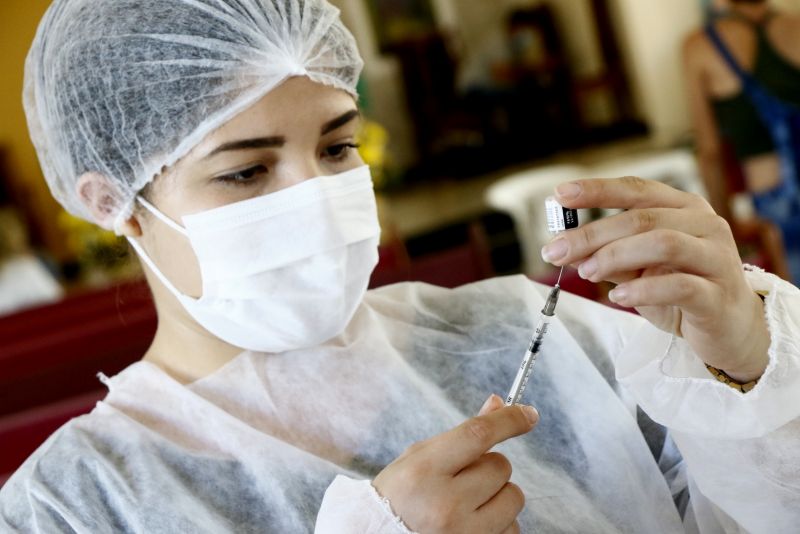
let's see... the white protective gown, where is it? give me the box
[1,270,798,533]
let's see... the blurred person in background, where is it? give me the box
[0,154,62,314]
[0,0,798,533]
[684,0,800,283]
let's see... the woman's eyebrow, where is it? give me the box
[203,136,286,159]
[201,109,359,160]
[321,109,360,135]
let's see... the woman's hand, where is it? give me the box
[541,177,770,382]
[372,395,535,534]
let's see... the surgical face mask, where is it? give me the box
[128,165,381,353]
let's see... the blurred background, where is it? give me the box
[2,0,799,483]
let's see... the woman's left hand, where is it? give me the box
[542,177,770,383]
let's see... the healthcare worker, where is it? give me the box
[1,1,798,532]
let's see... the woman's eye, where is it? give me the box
[324,143,360,161]
[214,164,268,186]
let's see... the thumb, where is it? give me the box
[478,394,504,416]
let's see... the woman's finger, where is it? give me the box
[572,230,720,283]
[430,405,538,474]
[542,208,728,267]
[454,452,512,508]
[607,272,720,316]
[554,176,712,211]
[572,254,640,284]
[475,482,525,533]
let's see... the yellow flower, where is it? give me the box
[357,119,390,188]
[57,211,125,262]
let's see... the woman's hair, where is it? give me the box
[24,0,363,228]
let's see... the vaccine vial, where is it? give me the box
[545,196,579,235]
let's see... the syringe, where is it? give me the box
[505,266,563,406]
[504,194,576,406]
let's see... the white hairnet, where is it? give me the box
[23,0,363,228]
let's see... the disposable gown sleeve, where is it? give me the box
[613,268,800,532]
[315,476,416,534]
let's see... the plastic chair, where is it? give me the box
[485,164,589,277]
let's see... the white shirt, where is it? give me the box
[1,272,798,533]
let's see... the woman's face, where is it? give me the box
[134,76,364,298]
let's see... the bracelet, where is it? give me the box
[705,364,759,393]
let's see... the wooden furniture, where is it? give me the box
[0,280,156,417]
[0,280,156,484]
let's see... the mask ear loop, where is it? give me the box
[127,196,197,302]
[112,200,135,236]
[136,196,188,235]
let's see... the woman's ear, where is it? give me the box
[76,172,141,236]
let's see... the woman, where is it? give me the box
[684,0,800,283]
[1,0,798,532]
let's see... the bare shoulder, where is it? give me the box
[682,19,739,53]
[684,28,707,51]
[684,18,756,68]
[772,12,800,40]
[683,28,714,68]
[775,11,800,25]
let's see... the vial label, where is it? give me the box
[545,196,578,234]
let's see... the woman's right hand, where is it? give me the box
[372,395,537,534]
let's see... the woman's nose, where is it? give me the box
[282,159,326,187]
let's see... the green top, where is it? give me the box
[711,15,800,160]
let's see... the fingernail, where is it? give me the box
[478,393,503,415]
[541,238,568,263]
[608,286,627,304]
[578,258,597,279]
[556,182,581,200]
[522,405,539,425]
[479,395,494,414]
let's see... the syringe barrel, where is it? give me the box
[505,314,552,405]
